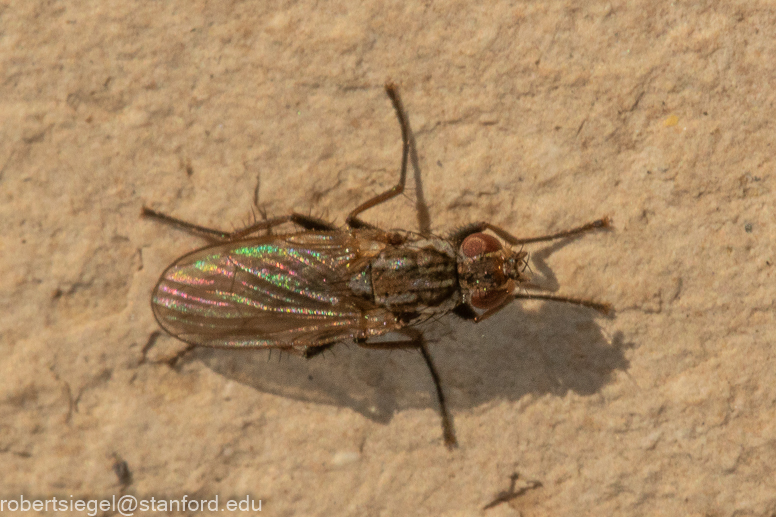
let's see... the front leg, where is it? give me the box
[449,217,610,248]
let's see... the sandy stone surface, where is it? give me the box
[2,1,775,515]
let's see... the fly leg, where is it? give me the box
[356,328,457,449]
[449,216,611,248]
[346,83,411,230]
[139,330,197,367]
[300,343,336,359]
[142,207,336,243]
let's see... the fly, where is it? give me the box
[142,83,611,449]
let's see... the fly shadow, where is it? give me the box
[191,107,628,430]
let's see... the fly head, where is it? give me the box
[457,232,529,310]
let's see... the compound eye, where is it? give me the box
[460,233,502,258]
[470,289,509,309]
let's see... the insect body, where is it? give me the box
[144,84,611,449]
[152,229,462,353]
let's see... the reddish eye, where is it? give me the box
[470,289,509,309]
[460,233,502,258]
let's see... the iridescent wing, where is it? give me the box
[151,231,397,351]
